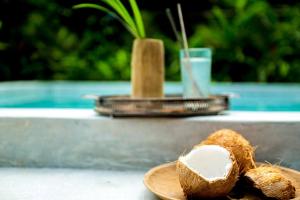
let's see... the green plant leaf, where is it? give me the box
[129,0,145,38]
[73,4,111,14]
[73,0,146,38]
[73,3,138,37]
[101,0,140,37]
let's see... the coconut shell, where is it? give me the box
[244,166,296,200]
[176,148,239,199]
[200,129,256,174]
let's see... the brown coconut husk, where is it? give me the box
[176,146,239,199]
[199,129,256,175]
[244,166,296,200]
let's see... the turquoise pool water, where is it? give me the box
[0,81,300,111]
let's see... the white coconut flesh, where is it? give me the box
[179,145,233,181]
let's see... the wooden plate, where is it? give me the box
[144,162,300,200]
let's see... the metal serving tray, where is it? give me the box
[86,95,229,117]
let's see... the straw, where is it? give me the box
[177,4,203,97]
[166,8,182,48]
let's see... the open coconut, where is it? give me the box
[177,145,239,198]
[200,129,256,174]
[244,166,296,200]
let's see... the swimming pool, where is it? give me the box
[0,81,300,111]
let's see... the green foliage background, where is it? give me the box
[0,0,300,82]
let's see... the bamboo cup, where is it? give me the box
[131,39,165,98]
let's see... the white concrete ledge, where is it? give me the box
[1,109,300,122]
[0,109,300,170]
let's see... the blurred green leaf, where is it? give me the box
[236,0,247,11]
[0,42,7,50]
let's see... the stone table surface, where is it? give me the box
[0,168,158,200]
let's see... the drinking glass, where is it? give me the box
[180,48,212,98]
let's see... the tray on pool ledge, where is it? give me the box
[85,95,229,117]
